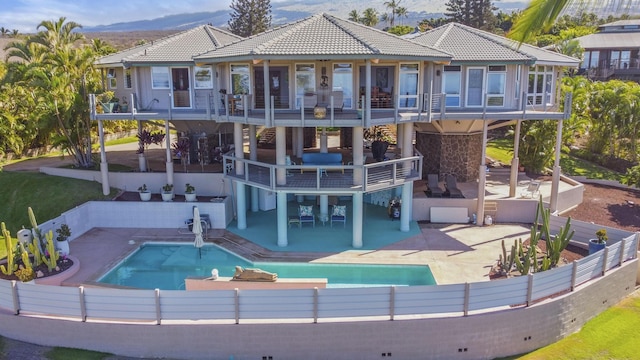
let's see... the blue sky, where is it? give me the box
[0,0,237,33]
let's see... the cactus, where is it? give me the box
[0,223,17,275]
[498,239,516,275]
[546,217,574,267]
[28,207,44,251]
[41,230,59,272]
[27,237,42,266]
[19,243,32,271]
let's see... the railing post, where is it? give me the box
[571,261,578,291]
[235,288,240,324]
[526,274,534,307]
[155,288,161,325]
[167,93,173,120]
[79,286,87,322]
[389,285,395,321]
[206,93,211,119]
[463,282,470,316]
[441,93,446,118]
[11,280,19,315]
[313,287,319,324]
[601,247,609,276]
[619,238,626,266]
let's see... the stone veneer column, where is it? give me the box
[416,132,483,182]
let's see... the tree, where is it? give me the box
[383,0,402,27]
[91,38,116,56]
[444,0,497,30]
[228,0,272,37]
[361,8,379,27]
[395,7,408,25]
[348,10,360,23]
[417,17,449,32]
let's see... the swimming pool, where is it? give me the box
[97,243,436,289]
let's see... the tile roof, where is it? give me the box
[408,23,580,66]
[194,13,452,62]
[96,25,242,67]
[576,31,640,49]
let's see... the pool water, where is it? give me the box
[98,243,436,290]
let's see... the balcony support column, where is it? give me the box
[236,182,247,230]
[352,126,364,186]
[550,119,563,213]
[400,182,411,232]
[296,127,304,158]
[276,126,287,185]
[319,195,328,222]
[320,127,328,153]
[164,120,174,185]
[396,124,403,150]
[249,125,259,212]
[402,122,414,220]
[476,120,489,225]
[263,60,271,127]
[509,120,522,198]
[234,123,244,175]
[97,119,110,195]
[277,192,288,247]
[352,192,363,248]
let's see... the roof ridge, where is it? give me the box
[253,14,322,54]
[325,13,383,54]
[433,23,454,48]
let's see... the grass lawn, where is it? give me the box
[0,171,118,255]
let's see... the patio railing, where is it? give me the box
[0,229,636,324]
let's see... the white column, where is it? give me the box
[292,128,298,157]
[296,127,304,157]
[236,182,247,229]
[249,125,259,212]
[400,182,411,232]
[509,120,522,197]
[476,120,489,225]
[396,124,403,150]
[352,126,364,186]
[234,123,244,175]
[277,192,288,247]
[319,195,328,222]
[402,122,413,157]
[165,120,173,185]
[365,61,372,127]
[352,192,363,248]
[97,119,110,195]
[550,119,563,213]
[276,126,287,185]
[320,128,328,153]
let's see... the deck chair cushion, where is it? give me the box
[332,205,346,217]
[299,205,314,217]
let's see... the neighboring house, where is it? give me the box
[575,19,640,81]
[91,13,578,248]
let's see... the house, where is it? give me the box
[91,13,579,248]
[575,19,640,81]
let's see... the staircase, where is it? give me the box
[258,127,277,147]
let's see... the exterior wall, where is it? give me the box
[416,132,482,182]
[0,260,635,360]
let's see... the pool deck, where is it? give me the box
[63,222,531,287]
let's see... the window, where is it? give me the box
[398,63,418,109]
[124,69,132,89]
[151,67,170,89]
[466,67,485,107]
[107,68,117,89]
[295,63,315,109]
[486,66,506,107]
[194,66,213,89]
[230,64,250,95]
[527,66,554,106]
[333,63,353,109]
[443,66,461,107]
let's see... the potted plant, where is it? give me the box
[161,183,174,202]
[588,228,608,254]
[138,184,151,201]
[171,138,190,173]
[136,129,166,172]
[55,224,71,256]
[185,183,197,202]
[120,98,129,113]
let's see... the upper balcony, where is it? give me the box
[90,91,570,128]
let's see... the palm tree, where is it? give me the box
[361,8,379,27]
[510,0,640,43]
[395,7,408,25]
[383,0,401,27]
[35,17,84,50]
[348,10,360,23]
[91,38,116,56]
[0,27,8,37]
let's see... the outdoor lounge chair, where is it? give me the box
[445,174,464,198]
[330,205,347,227]
[298,205,315,227]
[427,174,445,197]
[520,180,541,198]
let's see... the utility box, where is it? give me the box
[259,189,276,211]
[17,229,32,244]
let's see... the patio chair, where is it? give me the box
[286,155,296,177]
[520,180,541,198]
[330,205,347,227]
[445,174,464,198]
[426,173,445,197]
[298,205,315,227]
